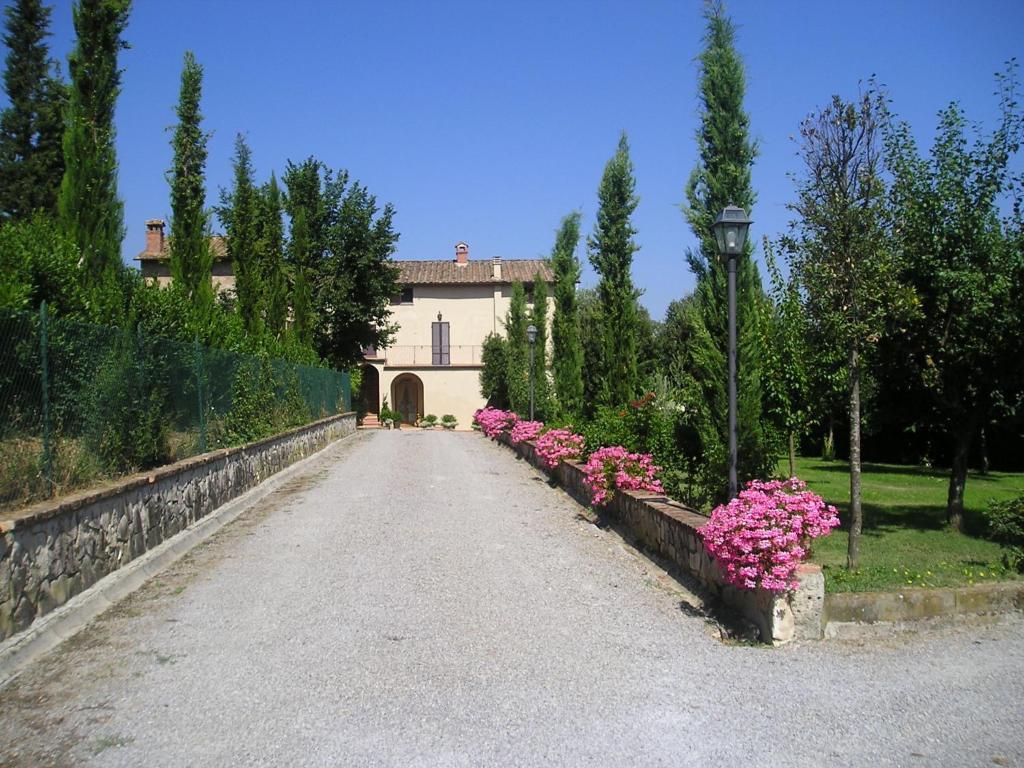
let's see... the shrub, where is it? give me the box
[534,428,585,469]
[474,407,517,438]
[441,414,457,429]
[420,414,438,428]
[983,495,1024,573]
[582,445,663,507]
[700,478,840,592]
[510,420,543,445]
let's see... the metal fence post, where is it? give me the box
[194,337,207,453]
[39,301,53,497]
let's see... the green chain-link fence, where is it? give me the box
[0,304,350,512]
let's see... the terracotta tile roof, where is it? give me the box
[136,235,228,263]
[396,259,553,285]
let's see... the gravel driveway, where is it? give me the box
[1,429,1021,767]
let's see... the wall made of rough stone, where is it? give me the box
[495,432,824,643]
[0,413,356,640]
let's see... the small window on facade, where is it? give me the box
[391,286,414,305]
[432,321,450,366]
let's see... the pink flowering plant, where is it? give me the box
[534,428,586,470]
[582,445,664,507]
[510,420,544,445]
[700,478,840,592]
[474,407,518,438]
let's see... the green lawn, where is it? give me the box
[788,457,1023,593]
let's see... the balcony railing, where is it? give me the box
[380,345,484,366]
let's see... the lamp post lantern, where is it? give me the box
[711,204,752,499]
[526,324,538,421]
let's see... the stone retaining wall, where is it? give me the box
[496,433,824,644]
[0,412,356,640]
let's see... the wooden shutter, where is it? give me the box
[432,322,450,365]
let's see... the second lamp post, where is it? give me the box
[526,324,537,421]
[711,204,752,499]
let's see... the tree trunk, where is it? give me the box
[823,418,835,461]
[946,419,976,533]
[788,431,797,478]
[847,346,862,571]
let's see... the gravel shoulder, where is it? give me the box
[0,429,1021,768]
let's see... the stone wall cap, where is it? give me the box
[0,412,355,533]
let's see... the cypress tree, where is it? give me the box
[529,270,553,420]
[288,207,315,348]
[218,134,260,331]
[58,0,131,285]
[588,131,641,408]
[0,0,66,221]
[505,281,529,415]
[550,211,584,417]
[259,174,288,337]
[168,51,212,317]
[681,1,775,496]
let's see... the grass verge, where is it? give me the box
[788,457,1023,593]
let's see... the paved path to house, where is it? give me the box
[1,430,1022,767]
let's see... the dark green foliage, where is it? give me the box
[258,174,288,336]
[82,328,169,472]
[983,495,1024,572]
[288,207,315,347]
[884,63,1024,531]
[550,212,584,417]
[577,288,603,414]
[505,282,529,414]
[588,132,640,408]
[0,0,65,220]
[168,51,212,318]
[57,0,130,288]
[479,331,510,409]
[217,134,261,333]
[529,271,553,420]
[219,356,275,445]
[678,1,775,500]
[281,158,401,367]
[0,214,85,314]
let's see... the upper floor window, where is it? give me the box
[391,286,414,305]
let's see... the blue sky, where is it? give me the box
[17,0,1024,319]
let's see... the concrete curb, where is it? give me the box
[0,429,361,689]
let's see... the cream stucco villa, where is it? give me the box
[361,243,553,429]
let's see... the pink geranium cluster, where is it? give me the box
[510,420,544,445]
[474,407,518,438]
[534,428,586,470]
[700,478,840,592]
[582,445,664,507]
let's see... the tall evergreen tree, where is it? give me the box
[588,131,640,408]
[168,50,212,317]
[680,1,774,499]
[528,271,553,420]
[217,134,260,332]
[57,0,130,285]
[259,174,288,337]
[0,0,66,221]
[550,211,584,416]
[288,207,315,347]
[505,281,529,415]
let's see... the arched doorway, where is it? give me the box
[391,373,424,425]
[360,365,380,415]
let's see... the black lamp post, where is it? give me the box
[711,204,752,499]
[526,324,537,420]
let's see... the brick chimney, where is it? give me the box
[145,219,166,254]
[492,255,502,281]
[454,241,469,265]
